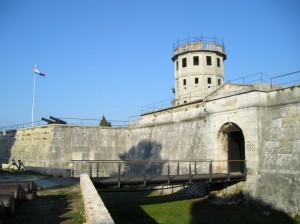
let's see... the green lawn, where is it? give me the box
[98,189,300,224]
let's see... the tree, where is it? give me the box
[99,115,112,127]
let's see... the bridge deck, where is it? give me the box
[92,172,245,187]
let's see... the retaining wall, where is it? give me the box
[257,87,300,215]
[80,174,114,224]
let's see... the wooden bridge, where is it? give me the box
[71,159,247,188]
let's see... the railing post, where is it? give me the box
[209,161,212,182]
[270,77,273,89]
[118,163,121,188]
[89,163,92,178]
[167,163,170,185]
[80,162,82,176]
[96,162,99,178]
[194,161,197,174]
[71,161,75,177]
[189,163,192,184]
[227,160,231,181]
[144,162,147,187]
[177,162,179,175]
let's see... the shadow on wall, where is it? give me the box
[118,140,163,176]
[98,140,164,224]
[0,130,16,164]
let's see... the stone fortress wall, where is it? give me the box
[0,84,299,216]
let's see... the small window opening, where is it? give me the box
[182,58,187,68]
[206,56,212,66]
[183,79,186,86]
[218,79,221,85]
[217,58,220,67]
[207,77,211,84]
[195,78,199,84]
[193,56,199,66]
[176,61,178,70]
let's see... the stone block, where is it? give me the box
[72,152,83,160]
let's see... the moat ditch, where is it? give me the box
[1,170,299,224]
[97,187,300,224]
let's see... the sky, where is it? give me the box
[1,0,300,127]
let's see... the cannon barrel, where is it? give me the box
[49,116,67,124]
[42,117,56,124]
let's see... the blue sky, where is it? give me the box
[1,0,299,127]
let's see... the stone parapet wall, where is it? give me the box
[7,125,131,176]
[80,174,114,224]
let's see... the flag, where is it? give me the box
[34,66,46,77]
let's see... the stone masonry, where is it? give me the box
[80,174,114,224]
[0,83,299,216]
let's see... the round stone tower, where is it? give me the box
[172,36,227,105]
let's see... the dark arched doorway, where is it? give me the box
[220,122,245,173]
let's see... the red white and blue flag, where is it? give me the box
[34,66,46,77]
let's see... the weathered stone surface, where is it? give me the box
[0,84,299,216]
[80,174,114,224]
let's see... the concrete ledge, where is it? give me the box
[80,174,114,224]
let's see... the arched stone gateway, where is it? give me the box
[219,122,245,173]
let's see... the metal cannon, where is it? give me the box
[49,116,67,124]
[42,116,67,125]
[41,117,56,124]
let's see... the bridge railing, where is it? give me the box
[71,159,247,186]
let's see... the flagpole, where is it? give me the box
[31,64,36,127]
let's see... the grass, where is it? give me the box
[141,195,195,224]
[98,189,300,224]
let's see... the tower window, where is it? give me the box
[193,56,199,66]
[195,78,199,84]
[207,77,211,84]
[218,79,221,85]
[176,61,178,70]
[217,58,220,67]
[183,79,186,86]
[206,56,212,66]
[182,58,187,68]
